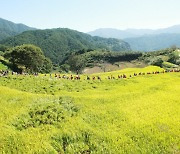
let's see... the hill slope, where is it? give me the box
[0,18,35,41]
[0,66,179,153]
[0,28,131,64]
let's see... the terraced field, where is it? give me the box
[0,66,179,153]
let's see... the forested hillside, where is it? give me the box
[0,28,131,64]
[0,18,35,41]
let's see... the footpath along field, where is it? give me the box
[0,66,179,153]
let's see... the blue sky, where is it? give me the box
[1,0,180,32]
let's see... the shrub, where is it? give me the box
[150,58,163,67]
[12,97,79,130]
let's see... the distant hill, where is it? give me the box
[124,33,180,51]
[0,18,35,41]
[154,25,180,34]
[88,25,180,39]
[88,28,138,39]
[89,25,180,51]
[0,28,131,64]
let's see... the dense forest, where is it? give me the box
[0,28,131,64]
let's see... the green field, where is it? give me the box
[0,66,180,153]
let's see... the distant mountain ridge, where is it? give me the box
[88,25,180,39]
[0,18,35,41]
[88,25,180,51]
[124,33,180,51]
[88,28,138,39]
[0,28,131,64]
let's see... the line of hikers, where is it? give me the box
[47,69,180,80]
[1,69,180,80]
[48,74,81,80]
[49,74,101,81]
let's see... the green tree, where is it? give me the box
[168,50,180,65]
[67,55,86,74]
[5,44,52,73]
[40,58,53,73]
[60,64,70,72]
[151,57,163,67]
